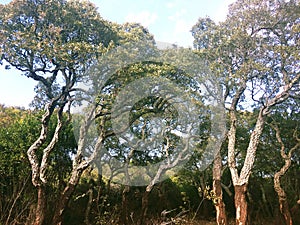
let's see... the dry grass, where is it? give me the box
[146,219,232,225]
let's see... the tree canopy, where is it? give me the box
[0,0,299,225]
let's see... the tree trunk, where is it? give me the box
[213,153,227,225]
[234,184,248,225]
[34,186,46,225]
[274,169,293,225]
[121,185,130,225]
[138,190,150,225]
[214,180,227,225]
[274,167,293,225]
[279,199,293,225]
[228,108,265,225]
[271,122,299,225]
[84,188,93,225]
[52,182,77,225]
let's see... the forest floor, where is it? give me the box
[145,219,231,225]
[147,219,276,225]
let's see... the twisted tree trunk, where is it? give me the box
[272,123,299,225]
[274,165,293,225]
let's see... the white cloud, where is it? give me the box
[212,0,236,22]
[165,8,194,47]
[173,20,194,47]
[168,9,187,21]
[125,11,158,27]
[158,18,194,47]
[174,19,192,34]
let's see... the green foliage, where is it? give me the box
[0,0,299,224]
[192,0,300,111]
[0,105,77,224]
[0,0,117,71]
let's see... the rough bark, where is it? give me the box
[26,102,66,225]
[274,161,293,225]
[214,180,227,225]
[229,110,264,225]
[234,184,248,225]
[27,103,56,187]
[227,83,247,185]
[225,37,300,223]
[52,107,104,225]
[213,152,227,225]
[278,199,293,225]
[52,111,103,225]
[272,123,300,225]
[227,85,263,225]
[34,186,46,225]
[52,168,84,225]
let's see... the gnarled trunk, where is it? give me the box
[271,122,299,225]
[234,184,248,225]
[274,165,293,225]
[278,199,293,225]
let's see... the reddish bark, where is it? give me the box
[214,180,227,225]
[213,152,227,225]
[234,184,248,225]
[33,186,46,225]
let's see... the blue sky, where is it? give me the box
[0,0,235,108]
